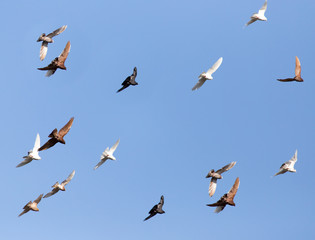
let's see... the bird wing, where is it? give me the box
[216,161,237,174]
[277,78,294,82]
[159,195,164,206]
[16,158,32,168]
[94,159,106,170]
[59,117,74,138]
[144,212,156,221]
[34,194,43,204]
[58,41,71,65]
[214,206,225,213]
[258,0,267,15]
[208,178,217,197]
[38,138,58,151]
[18,208,30,217]
[109,139,120,154]
[43,188,59,198]
[40,41,48,61]
[192,77,206,91]
[295,56,301,78]
[286,150,298,168]
[245,18,257,26]
[206,57,223,75]
[33,133,41,152]
[46,25,67,38]
[61,170,75,186]
[227,177,240,201]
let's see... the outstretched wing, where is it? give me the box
[208,178,217,197]
[40,41,48,61]
[295,56,301,78]
[245,18,257,26]
[94,159,106,170]
[192,77,206,91]
[58,41,71,65]
[34,194,43,204]
[109,139,120,154]
[277,78,294,82]
[59,117,74,138]
[16,157,32,168]
[43,188,59,198]
[46,25,67,38]
[206,57,223,75]
[38,138,58,151]
[216,162,237,174]
[33,133,41,152]
[61,170,75,186]
[226,177,240,201]
[258,0,267,15]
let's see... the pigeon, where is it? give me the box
[37,25,67,61]
[37,41,71,77]
[207,177,240,213]
[94,139,120,170]
[117,67,138,93]
[144,195,165,221]
[206,162,236,197]
[44,170,75,198]
[277,56,304,82]
[16,133,41,168]
[245,0,267,26]
[38,117,74,151]
[274,150,298,176]
[18,194,43,217]
[192,57,223,91]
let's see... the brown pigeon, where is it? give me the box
[277,56,304,82]
[38,117,74,151]
[18,194,43,217]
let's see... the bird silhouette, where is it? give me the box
[94,139,120,170]
[38,117,74,151]
[18,194,43,217]
[44,170,75,198]
[144,195,165,221]
[206,162,236,197]
[274,150,298,176]
[207,177,240,213]
[16,133,41,168]
[277,56,304,82]
[37,41,71,77]
[117,67,138,93]
[37,25,67,61]
[245,0,267,26]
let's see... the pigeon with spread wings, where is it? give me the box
[94,139,120,170]
[207,177,240,213]
[38,117,74,151]
[277,57,304,82]
[16,133,41,168]
[18,194,43,217]
[117,67,138,93]
[44,170,75,198]
[192,57,223,91]
[38,41,71,77]
[245,0,267,26]
[37,25,67,61]
[206,162,236,197]
[144,195,165,221]
[274,150,298,176]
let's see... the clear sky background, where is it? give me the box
[0,0,314,239]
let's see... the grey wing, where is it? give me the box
[94,159,106,170]
[46,25,67,38]
[61,170,75,186]
[192,77,206,91]
[216,161,237,174]
[208,178,217,197]
[16,157,32,168]
[40,42,48,61]
[245,18,257,26]
[43,188,59,198]
[214,206,225,213]
[34,194,43,204]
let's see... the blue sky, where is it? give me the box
[1,0,314,239]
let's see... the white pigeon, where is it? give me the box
[274,150,298,176]
[16,133,41,168]
[245,0,267,26]
[94,139,120,170]
[192,57,223,91]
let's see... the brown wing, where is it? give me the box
[58,117,74,137]
[226,177,240,202]
[46,25,67,38]
[38,138,58,151]
[37,62,57,71]
[295,56,301,78]
[43,188,59,198]
[277,78,295,82]
[61,170,75,186]
[216,162,236,174]
[34,194,43,204]
[57,41,71,66]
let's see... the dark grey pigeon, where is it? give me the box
[117,67,138,93]
[144,195,165,221]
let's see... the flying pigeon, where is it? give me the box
[277,56,304,82]
[37,25,67,61]
[206,161,236,197]
[44,170,75,198]
[207,177,240,213]
[117,67,138,93]
[18,194,43,217]
[16,133,41,168]
[144,195,165,221]
[37,41,71,77]
[38,117,74,151]
[274,150,298,176]
[192,57,223,91]
[94,139,120,170]
[245,0,267,26]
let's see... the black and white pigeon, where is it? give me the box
[117,67,138,93]
[144,195,165,221]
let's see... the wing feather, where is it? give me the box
[216,161,237,174]
[208,178,217,197]
[109,139,120,154]
[61,170,75,186]
[46,25,67,38]
[295,56,301,78]
[40,42,48,61]
[192,77,206,91]
[59,117,74,138]
[206,57,223,75]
